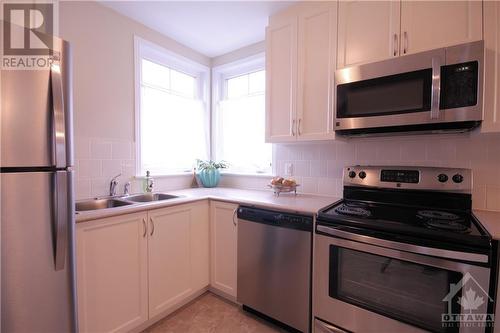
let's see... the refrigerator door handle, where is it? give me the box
[50,57,67,169]
[53,171,68,270]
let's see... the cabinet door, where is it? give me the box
[190,201,210,291]
[401,1,482,55]
[210,201,238,298]
[148,206,192,318]
[76,213,148,333]
[337,1,400,68]
[482,1,500,133]
[265,12,298,143]
[296,2,337,141]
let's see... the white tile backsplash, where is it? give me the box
[274,132,500,211]
[73,133,500,212]
[74,137,192,199]
[90,140,112,160]
[112,141,132,160]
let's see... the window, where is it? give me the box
[135,37,209,175]
[213,55,272,174]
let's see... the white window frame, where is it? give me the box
[212,53,272,176]
[134,36,210,176]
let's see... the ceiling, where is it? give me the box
[101,1,294,58]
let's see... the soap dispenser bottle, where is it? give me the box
[144,170,154,193]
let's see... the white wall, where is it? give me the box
[211,41,265,67]
[59,1,210,199]
[60,1,500,213]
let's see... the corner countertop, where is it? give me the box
[474,210,500,240]
[75,187,340,223]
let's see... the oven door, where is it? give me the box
[334,41,483,134]
[314,226,491,333]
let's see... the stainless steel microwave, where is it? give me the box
[334,41,484,136]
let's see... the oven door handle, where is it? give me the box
[315,319,348,333]
[316,225,488,264]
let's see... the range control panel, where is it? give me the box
[380,170,419,183]
[344,166,472,193]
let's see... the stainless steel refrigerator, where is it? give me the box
[1,36,77,332]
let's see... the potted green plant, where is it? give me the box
[196,159,229,188]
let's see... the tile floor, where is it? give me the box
[143,292,286,333]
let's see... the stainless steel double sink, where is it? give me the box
[75,193,181,212]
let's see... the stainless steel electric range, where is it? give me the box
[314,166,497,333]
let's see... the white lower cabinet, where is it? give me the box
[76,212,149,333]
[209,201,238,299]
[76,201,210,333]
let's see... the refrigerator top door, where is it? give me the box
[1,36,73,168]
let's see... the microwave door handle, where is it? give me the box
[50,57,67,169]
[53,171,69,270]
[430,57,442,120]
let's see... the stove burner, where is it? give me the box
[417,210,460,221]
[423,219,470,233]
[417,210,470,233]
[334,203,372,218]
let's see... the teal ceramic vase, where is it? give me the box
[198,168,221,188]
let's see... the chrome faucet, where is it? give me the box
[124,181,131,196]
[109,173,121,196]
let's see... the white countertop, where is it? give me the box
[76,188,500,242]
[75,187,340,223]
[474,209,500,240]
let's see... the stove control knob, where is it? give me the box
[438,174,448,183]
[452,174,464,183]
[358,171,367,179]
[348,171,356,178]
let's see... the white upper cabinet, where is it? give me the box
[337,1,401,68]
[265,12,297,142]
[400,1,482,55]
[266,2,337,143]
[296,3,337,140]
[482,1,500,133]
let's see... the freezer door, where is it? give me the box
[1,171,76,332]
[1,37,73,168]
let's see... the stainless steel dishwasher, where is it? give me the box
[237,206,313,333]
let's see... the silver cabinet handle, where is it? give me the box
[232,208,237,227]
[142,218,147,238]
[403,31,408,54]
[430,57,442,120]
[393,33,398,56]
[291,119,296,136]
[53,171,69,270]
[150,217,155,236]
[50,56,67,169]
[298,118,302,136]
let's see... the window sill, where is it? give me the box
[135,172,192,179]
[135,172,272,179]
[220,172,272,178]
